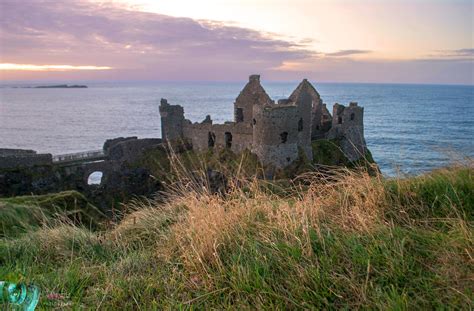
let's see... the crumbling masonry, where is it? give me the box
[159,75,367,168]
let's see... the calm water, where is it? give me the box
[0,82,473,176]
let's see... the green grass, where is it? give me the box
[0,165,472,309]
[312,139,350,166]
[0,191,105,238]
[132,139,375,183]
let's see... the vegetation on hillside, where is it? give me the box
[0,191,105,238]
[0,161,472,309]
[131,139,376,184]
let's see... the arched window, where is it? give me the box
[280,132,288,143]
[338,116,342,124]
[298,118,303,132]
[208,132,216,148]
[225,132,233,148]
[236,108,244,122]
[87,171,103,186]
[350,113,355,121]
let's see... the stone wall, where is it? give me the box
[252,104,300,167]
[0,149,53,169]
[234,75,273,127]
[0,148,37,156]
[103,137,137,154]
[158,75,367,168]
[183,121,253,153]
[287,79,331,141]
[295,89,313,161]
[159,98,185,142]
[107,138,162,164]
[327,102,366,161]
[311,104,333,139]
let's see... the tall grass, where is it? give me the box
[0,157,472,309]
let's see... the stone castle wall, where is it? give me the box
[106,138,162,163]
[327,102,366,161]
[252,104,300,167]
[0,150,53,169]
[183,121,253,154]
[159,75,367,168]
[234,75,273,127]
[159,99,185,142]
[294,91,313,161]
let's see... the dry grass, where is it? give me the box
[159,167,389,279]
[1,156,472,309]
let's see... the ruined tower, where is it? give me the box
[288,79,315,160]
[327,102,366,161]
[288,78,331,140]
[234,75,273,126]
[252,103,301,168]
[159,98,185,143]
[158,75,367,168]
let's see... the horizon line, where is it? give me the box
[0,79,473,87]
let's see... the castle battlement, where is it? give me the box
[159,75,367,168]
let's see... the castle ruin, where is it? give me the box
[159,75,367,168]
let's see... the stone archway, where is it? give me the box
[87,171,103,185]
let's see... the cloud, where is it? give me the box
[325,50,372,57]
[0,1,471,84]
[270,56,473,85]
[427,48,474,59]
[0,0,315,80]
[0,63,112,71]
[453,49,474,56]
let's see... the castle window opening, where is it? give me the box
[208,132,216,148]
[298,118,303,132]
[350,113,355,121]
[316,125,320,130]
[280,132,288,143]
[236,108,244,122]
[225,132,232,148]
[338,116,342,124]
[87,171,103,186]
[253,118,256,126]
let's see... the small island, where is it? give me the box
[34,84,87,88]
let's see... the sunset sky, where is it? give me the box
[0,0,472,84]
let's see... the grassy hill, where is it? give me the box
[0,163,472,309]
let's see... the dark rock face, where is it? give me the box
[0,139,164,212]
[0,149,53,169]
[0,165,59,196]
[85,167,162,213]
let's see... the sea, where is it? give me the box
[0,81,473,176]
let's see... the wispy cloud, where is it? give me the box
[325,50,372,57]
[427,48,474,59]
[0,0,315,79]
[0,63,112,71]
[0,0,472,84]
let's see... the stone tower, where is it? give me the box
[289,79,314,160]
[327,102,366,161]
[252,103,300,168]
[288,78,330,140]
[234,75,273,126]
[159,98,185,143]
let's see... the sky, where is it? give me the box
[0,0,472,84]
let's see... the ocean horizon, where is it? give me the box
[1,81,473,176]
